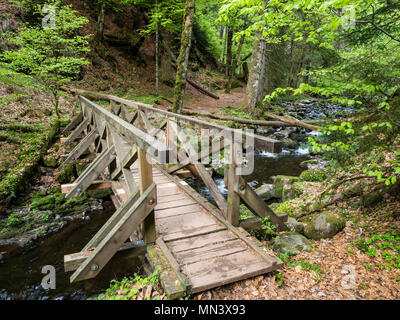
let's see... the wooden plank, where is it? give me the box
[157,193,188,203]
[66,147,116,198]
[63,129,99,164]
[63,119,88,145]
[61,180,112,194]
[185,251,279,293]
[155,164,282,266]
[155,198,197,211]
[175,239,246,265]
[64,241,147,272]
[167,230,238,253]
[194,163,228,213]
[157,211,219,235]
[70,184,157,282]
[82,187,140,251]
[163,224,227,242]
[236,176,288,230]
[155,204,203,219]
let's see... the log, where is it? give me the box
[180,110,321,127]
[264,112,321,131]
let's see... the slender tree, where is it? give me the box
[172,0,195,114]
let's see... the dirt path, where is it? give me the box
[183,85,246,115]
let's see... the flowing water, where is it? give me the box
[0,202,144,300]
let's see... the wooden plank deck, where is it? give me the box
[112,142,282,293]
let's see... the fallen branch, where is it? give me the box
[265,112,321,131]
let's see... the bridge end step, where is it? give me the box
[146,243,191,300]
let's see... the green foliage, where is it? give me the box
[1,1,90,117]
[299,169,327,182]
[94,271,161,300]
[354,229,400,269]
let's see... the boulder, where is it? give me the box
[273,175,300,199]
[282,183,302,202]
[255,184,275,201]
[282,138,297,149]
[56,163,76,184]
[272,232,311,255]
[304,212,345,240]
[285,217,304,234]
[299,169,327,182]
[43,157,58,168]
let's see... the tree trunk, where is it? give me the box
[225,27,233,78]
[227,34,245,93]
[172,0,195,114]
[155,0,160,96]
[243,31,267,113]
[96,2,106,45]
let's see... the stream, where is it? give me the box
[0,99,350,300]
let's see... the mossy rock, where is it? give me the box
[53,194,89,215]
[30,194,64,211]
[285,217,304,234]
[361,192,383,207]
[272,232,311,255]
[282,138,297,149]
[56,163,77,184]
[282,183,303,202]
[43,157,58,168]
[255,184,275,201]
[299,169,327,182]
[273,175,300,199]
[304,212,346,240]
[88,188,111,199]
[300,159,319,168]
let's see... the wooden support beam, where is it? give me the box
[70,183,157,282]
[236,176,288,230]
[62,113,83,134]
[226,141,241,226]
[167,139,226,174]
[63,119,88,145]
[138,148,156,244]
[66,147,116,198]
[64,241,147,272]
[61,180,112,194]
[63,129,99,164]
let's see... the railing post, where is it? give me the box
[138,147,156,243]
[226,139,241,226]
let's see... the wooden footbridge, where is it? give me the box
[61,94,288,298]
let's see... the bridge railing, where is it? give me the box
[100,94,288,230]
[61,95,288,283]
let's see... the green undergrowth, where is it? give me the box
[354,228,400,270]
[0,120,60,208]
[275,253,324,286]
[92,272,164,301]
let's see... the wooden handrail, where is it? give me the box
[80,96,172,164]
[80,94,282,153]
